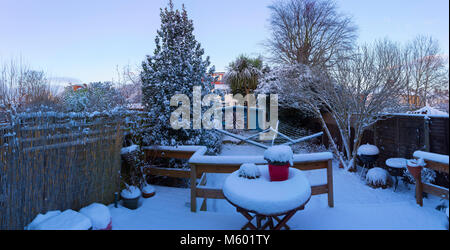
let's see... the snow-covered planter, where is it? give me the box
[365,168,392,189]
[406,159,426,181]
[79,203,112,230]
[141,183,156,198]
[120,186,141,210]
[264,145,293,182]
[238,163,261,180]
[357,144,380,169]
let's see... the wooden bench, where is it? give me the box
[413,151,449,206]
[143,146,334,212]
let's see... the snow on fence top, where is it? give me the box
[413,151,449,165]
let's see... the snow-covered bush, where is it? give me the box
[366,168,392,189]
[357,144,379,156]
[79,203,111,230]
[238,163,261,179]
[140,1,221,154]
[61,81,126,113]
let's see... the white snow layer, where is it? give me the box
[79,203,111,230]
[142,184,155,194]
[121,145,139,155]
[30,209,92,230]
[121,186,141,199]
[357,144,379,156]
[407,158,427,168]
[413,151,449,165]
[26,210,62,230]
[223,166,311,215]
[264,145,294,166]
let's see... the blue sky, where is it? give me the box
[0,0,448,84]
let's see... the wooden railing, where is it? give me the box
[413,151,449,206]
[143,146,334,212]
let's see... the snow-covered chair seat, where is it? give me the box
[223,165,312,215]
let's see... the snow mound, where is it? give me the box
[142,184,155,194]
[366,168,391,188]
[31,209,92,230]
[26,210,61,230]
[223,165,311,215]
[264,145,294,166]
[121,186,141,199]
[238,163,261,179]
[357,144,379,156]
[79,203,111,230]
[408,106,449,116]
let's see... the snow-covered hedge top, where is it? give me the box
[357,144,379,156]
[79,203,111,230]
[413,151,449,165]
[121,186,141,199]
[238,163,261,179]
[264,145,294,165]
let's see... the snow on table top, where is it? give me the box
[79,203,111,230]
[385,158,407,169]
[413,151,449,165]
[223,165,311,215]
[357,144,379,156]
[32,209,92,230]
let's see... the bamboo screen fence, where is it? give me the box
[0,112,124,230]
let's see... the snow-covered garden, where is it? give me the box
[1,0,449,232]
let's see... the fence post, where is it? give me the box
[424,118,430,152]
[190,164,197,212]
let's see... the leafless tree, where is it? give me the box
[114,64,143,105]
[266,0,358,69]
[258,39,407,170]
[0,59,58,111]
[402,35,448,109]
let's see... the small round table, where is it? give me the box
[223,165,311,230]
[385,158,407,191]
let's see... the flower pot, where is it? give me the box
[268,163,290,182]
[121,196,140,210]
[142,191,155,199]
[100,219,112,230]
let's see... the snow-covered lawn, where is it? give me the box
[109,144,448,230]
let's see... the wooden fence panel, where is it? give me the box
[0,113,124,230]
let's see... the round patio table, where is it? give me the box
[385,158,407,191]
[223,165,311,230]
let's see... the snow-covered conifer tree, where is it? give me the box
[141,0,221,153]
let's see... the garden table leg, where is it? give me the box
[238,209,257,230]
[273,216,290,230]
[274,211,297,230]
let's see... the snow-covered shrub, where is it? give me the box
[120,186,141,199]
[404,167,436,185]
[366,168,392,189]
[61,82,126,113]
[140,2,221,154]
[264,145,294,166]
[79,203,111,230]
[238,163,261,179]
